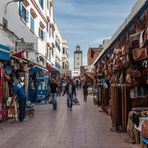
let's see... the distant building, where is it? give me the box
[87,45,103,65]
[61,38,69,78]
[73,45,83,77]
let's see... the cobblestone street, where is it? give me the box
[0,90,139,148]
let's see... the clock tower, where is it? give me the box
[74,45,82,71]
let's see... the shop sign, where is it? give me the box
[16,42,34,52]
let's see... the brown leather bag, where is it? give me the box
[126,74,132,84]
[126,68,132,84]
[132,47,148,61]
[141,120,148,138]
[130,32,141,48]
[131,69,141,78]
[144,28,148,42]
[119,73,123,84]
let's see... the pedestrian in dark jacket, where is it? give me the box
[63,79,76,111]
[83,81,88,102]
[49,77,59,110]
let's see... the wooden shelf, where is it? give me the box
[130,97,148,107]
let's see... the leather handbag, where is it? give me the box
[144,28,148,43]
[119,73,123,84]
[130,31,141,48]
[131,69,141,78]
[141,120,148,138]
[132,47,148,61]
[126,74,132,84]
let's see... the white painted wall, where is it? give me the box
[54,23,63,70]
[0,0,37,50]
[62,38,69,71]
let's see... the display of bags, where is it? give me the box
[131,69,141,78]
[141,120,148,138]
[132,47,148,61]
[126,74,132,84]
[129,30,145,49]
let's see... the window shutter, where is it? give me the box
[39,0,41,5]
[31,18,34,31]
[25,10,29,22]
[43,32,45,40]
[32,19,34,30]
[38,28,41,37]
[42,0,44,9]
[19,2,22,16]
[39,0,44,9]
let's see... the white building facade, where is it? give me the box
[61,38,69,77]
[0,0,64,72]
[54,23,63,72]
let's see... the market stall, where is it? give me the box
[93,3,148,133]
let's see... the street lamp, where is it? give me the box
[5,0,21,14]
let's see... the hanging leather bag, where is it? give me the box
[132,47,148,61]
[131,69,141,78]
[141,120,148,138]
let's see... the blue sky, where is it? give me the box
[54,0,137,70]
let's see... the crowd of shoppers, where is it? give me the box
[48,75,91,111]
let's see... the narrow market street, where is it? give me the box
[0,89,138,148]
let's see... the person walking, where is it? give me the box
[63,79,76,111]
[12,75,27,122]
[76,79,79,89]
[83,81,88,102]
[49,76,59,110]
[79,80,82,89]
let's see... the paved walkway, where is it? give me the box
[0,89,139,148]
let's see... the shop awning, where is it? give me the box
[11,55,29,63]
[51,67,59,72]
[51,66,61,77]
[0,44,10,60]
[29,64,48,74]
